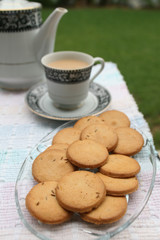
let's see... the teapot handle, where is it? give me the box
[89,57,105,83]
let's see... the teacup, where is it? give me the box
[41,51,105,109]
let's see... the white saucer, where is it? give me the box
[26,82,111,121]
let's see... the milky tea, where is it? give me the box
[47,59,89,70]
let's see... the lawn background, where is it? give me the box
[42,8,160,148]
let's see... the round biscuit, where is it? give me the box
[26,181,72,224]
[80,124,118,152]
[74,116,104,131]
[52,127,81,145]
[97,172,139,196]
[99,110,130,129]
[113,127,144,156]
[67,139,108,169]
[100,154,140,178]
[81,195,127,224]
[56,171,106,213]
[32,149,75,182]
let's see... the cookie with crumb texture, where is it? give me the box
[67,139,109,169]
[56,171,106,213]
[99,110,130,129]
[99,154,140,178]
[81,195,127,224]
[26,181,72,224]
[80,124,118,152]
[97,172,139,196]
[32,149,75,182]
[52,127,81,145]
[113,127,144,156]
[74,115,104,131]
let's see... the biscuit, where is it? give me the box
[46,143,69,152]
[56,171,106,213]
[32,149,75,182]
[26,181,72,224]
[97,172,138,196]
[74,115,104,131]
[80,124,118,152]
[81,195,127,224]
[113,127,144,156]
[99,154,140,178]
[99,110,130,129]
[67,139,108,169]
[52,127,81,145]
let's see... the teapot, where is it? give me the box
[0,0,67,90]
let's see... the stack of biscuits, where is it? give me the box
[26,110,143,225]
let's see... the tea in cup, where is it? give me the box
[41,51,105,109]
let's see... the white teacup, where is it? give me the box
[41,51,105,109]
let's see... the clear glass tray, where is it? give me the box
[15,121,157,240]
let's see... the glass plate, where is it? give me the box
[15,121,157,240]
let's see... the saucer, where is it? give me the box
[26,82,111,121]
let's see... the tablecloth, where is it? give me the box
[0,62,160,240]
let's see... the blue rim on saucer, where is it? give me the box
[25,82,111,121]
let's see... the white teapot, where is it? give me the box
[0,0,67,89]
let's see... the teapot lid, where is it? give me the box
[0,0,41,11]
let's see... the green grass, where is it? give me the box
[42,8,160,149]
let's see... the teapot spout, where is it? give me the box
[35,7,68,62]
